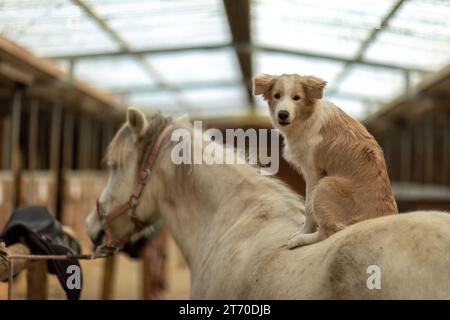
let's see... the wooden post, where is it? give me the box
[400,128,412,182]
[26,261,48,300]
[383,134,393,179]
[413,123,424,184]
[10,86,23,208]
[28,99,39,171]
[24,98,40,205]
[62,113,74,170]
[50,104,62,216]
[0,242,33,300]
[424,114,434,184]
[142,241,152,300]
[50,106,62,173]
[142,231,168,300]
[91,120,100,169]
[101,256,116,300]
[443,113,450,186]
[1,113,11,170]
[78,117,92,170]
[0,243,32,281]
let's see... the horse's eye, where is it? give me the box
[274,93,281,99]
[293,95,301,101]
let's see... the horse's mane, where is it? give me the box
[105,112,172,168]
[105,112,304,214]
[170,116,305,214]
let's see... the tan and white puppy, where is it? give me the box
[253,73,398,248]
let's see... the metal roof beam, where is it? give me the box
[329,0,407,90]
[109,80,384,104]
[223,0,254,109]
[71,0,172,90]
[46,43,429,74]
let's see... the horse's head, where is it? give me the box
[86,107,176,250]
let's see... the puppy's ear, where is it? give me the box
[127,107,148,136]
[252,75,278,100]
[301,76,327,103]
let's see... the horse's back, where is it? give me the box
[240,210,450,299]
[288,211,450,299]
[193,210,450,299]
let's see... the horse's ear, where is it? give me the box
[127,107,148,136]
[175,114,190,124]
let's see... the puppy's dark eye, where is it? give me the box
[274,93,280,99]
[293,95,301,101]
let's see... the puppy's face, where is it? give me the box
[253,74,327,129]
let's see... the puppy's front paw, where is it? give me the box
[287,233,307,249]
[287,238,301,249]
[289,230,303,240]
[287,236,307,249]
[287,232,321,249]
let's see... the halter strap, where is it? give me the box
[96,124,173,249]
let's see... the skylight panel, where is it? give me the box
[125,91,181,113]
[147,48,241,84]
[86,0,231,49]
[0,0,119,57]
[253,0,397,59]
[364,0,450,71]
[179,85,248,111]
[336,64,405,101]
[74,56,156,90]
[254,51,344,83]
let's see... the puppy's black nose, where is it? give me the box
[278,110,290,121]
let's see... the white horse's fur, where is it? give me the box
[87,110,450,299]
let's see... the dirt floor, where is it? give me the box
[0,236,190,300]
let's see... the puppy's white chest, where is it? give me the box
[284,134,322,178]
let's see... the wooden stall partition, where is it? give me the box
[0,171,13,230]
[19,170,56,214]
[61,170,107,250]
[0,174,12,301]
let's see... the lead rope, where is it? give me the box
[0,242,111,300]
[0,220,163,300]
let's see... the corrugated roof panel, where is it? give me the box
[364,0,450,70]
[74,56,156,89]
[253,0,397,58]
[0,0,119,56]
[179,85,248,114]
[126,91,181,113]
[86,0,231,49]
[337,64,405,100]
[147,48,241,84]
[254,51,344,83]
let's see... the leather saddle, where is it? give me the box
[0,206,82,300]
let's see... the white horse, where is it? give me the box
[86,108,450,299]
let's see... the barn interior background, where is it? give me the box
[0,0,450,299]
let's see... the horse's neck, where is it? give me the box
[155,159,248,264]
[152,131,305,274]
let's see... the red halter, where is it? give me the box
[96,125,173,249]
